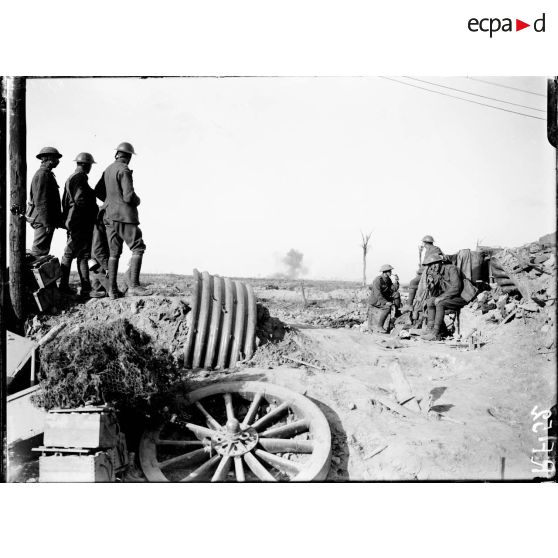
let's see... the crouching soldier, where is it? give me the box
[59,153,99,296]
[368,264,397,334]
[403,235,444,312]
[95,142,152,299]
[28,147,64,257]
[421,254,468,341]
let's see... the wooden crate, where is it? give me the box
[33,284,61,312]
[30,256,61,289]
[44,408,120,449]
[39,451,115,482]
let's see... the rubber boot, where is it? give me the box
[108,257,124,299]
[77,258,92,298]
[127,254,153,296]
[59,260,77,295]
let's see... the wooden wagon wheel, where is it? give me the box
[139,381,332,482]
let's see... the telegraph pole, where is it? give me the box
[8,77,27,334]
[0,77,7,482]
[548,78,557,250]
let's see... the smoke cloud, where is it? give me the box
[274,248,308,279]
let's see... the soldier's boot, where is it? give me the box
[421,304,438,337]
[376,307,391,334]
[127,254,153,296]
[422,326,442,341]
[89,272,108,298]
[59,259,77,295]
[108,257,124,300]
[77,258,92,298]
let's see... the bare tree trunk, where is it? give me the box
[8,77,26,333]
[360,231,372,286]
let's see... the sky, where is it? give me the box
[24,76,555,281]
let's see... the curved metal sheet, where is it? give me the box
[204,275,224,369]
[216,277,235,370]
[229,281,247,368]
[244,283,257,360]
[192,271,213,368]
[183,269,202,368]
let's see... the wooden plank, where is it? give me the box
[369,390,428,421]
[388,360,422,412]
[38,323,66,347]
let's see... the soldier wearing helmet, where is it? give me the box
[367,264,397,334]
[421,254,467,341]
[403,234,444,311]
[95,142,151,298]
[28,147,63,257]
[59,152,100,297]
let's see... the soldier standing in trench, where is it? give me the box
[27,147,64,257]
[59,152,99,296]
[403,235,444,312]
[95,142,152,299]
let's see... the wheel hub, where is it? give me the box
[212,421,259,457]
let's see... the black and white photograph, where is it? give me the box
[1,75,556,483]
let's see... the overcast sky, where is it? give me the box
[25,76,554,281]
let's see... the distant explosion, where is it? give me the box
[275,248,308,279]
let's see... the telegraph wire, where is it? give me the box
[404,76,545,112]
[466,77,546,97]
[379,77,545,121]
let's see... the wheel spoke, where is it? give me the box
[254,449,302,475]
[243,452,277,482]
[180,454,221,482]
[224,393,235,421]
[234,456,245,482]
[157,439,204,447]
[241,392,264,426]
[258,438,314,454]
[185,422,220,440]
[259,419,309,439]
[211,455,232,482]
[251,401,290,432]
[159,448,209,470]
[195,401,222,429]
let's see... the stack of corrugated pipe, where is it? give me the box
[184,269,257,370]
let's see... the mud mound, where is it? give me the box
[34,319,182,414]
[248,330,326,370]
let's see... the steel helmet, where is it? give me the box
[423,254,444,265]
[74,152,96,164]
[422,235,434,243]
[36,146,62,160]
[380,264,394,272]
[115,142,136,155]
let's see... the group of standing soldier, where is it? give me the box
[368,235,468,341]
[27,142,151,299]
